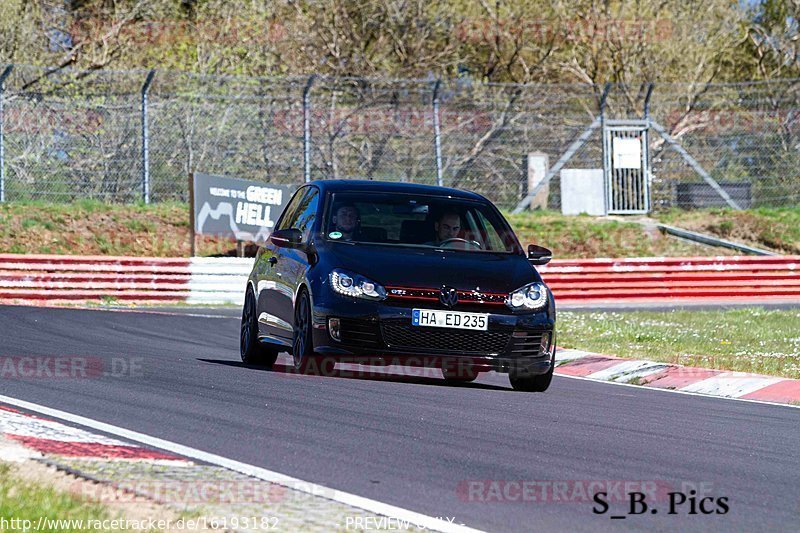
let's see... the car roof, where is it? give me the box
[307,179,488,202]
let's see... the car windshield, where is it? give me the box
[323,192,521,253]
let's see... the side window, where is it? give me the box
[292,189,320,241]
[275,188,306,231]
[472,209,506,251]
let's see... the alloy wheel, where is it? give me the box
[293,292,310,370]
[240,290,255,359]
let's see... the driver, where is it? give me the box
[425,211,462,246]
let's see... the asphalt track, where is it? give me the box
[0,305,798,532]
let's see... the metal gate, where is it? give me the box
[603,120,650,214]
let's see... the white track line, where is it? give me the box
[37,305,239,320]
[0,395,482,533]
[88,307,238,319]
[553,373,800,410]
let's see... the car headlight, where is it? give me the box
[330,269,387,301]
[506,282,547,310]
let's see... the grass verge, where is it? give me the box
[1,201,724,258]
[558,308,800,379]
[0,200,233,257]
[658,206,800,254]
[0,463,123,532]
[506,210,721,258]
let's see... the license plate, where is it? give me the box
[411,309,488,331]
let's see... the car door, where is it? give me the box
[263,186,320,342]
[255,187,305,342]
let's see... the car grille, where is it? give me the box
[381,319,512,354]
[339,318,382,348]
[385,286,507,309]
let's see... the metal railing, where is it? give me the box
[1,64,799,209]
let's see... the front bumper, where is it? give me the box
[310,300,555,375]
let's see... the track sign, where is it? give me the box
[191,173,296,242]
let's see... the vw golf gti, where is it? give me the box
[240,180,556,392]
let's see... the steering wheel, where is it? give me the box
[439,237,483,250]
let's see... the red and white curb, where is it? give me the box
[0,398,481,533]
[0,405,189,462]
[554,348,800,406]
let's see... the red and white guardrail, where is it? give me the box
[0,254,799,306]
[538,255,800,304]
[0,255,249,305]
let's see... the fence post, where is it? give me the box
[599,82,611,119]
[303,75,316,183]
[141,70,155,203]
[0,65,13,203]
[643,83,655,120]
[599,83,612,213]
[643,83,655,212]
[432,79,443,187]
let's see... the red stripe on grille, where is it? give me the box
[385,286,506,306]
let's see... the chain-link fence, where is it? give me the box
[1,63,799,210]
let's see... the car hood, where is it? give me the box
[320,242,541,293]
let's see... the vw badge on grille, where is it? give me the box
[439,286,459,308]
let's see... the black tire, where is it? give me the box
[292,289,314,372]
[509,365,553,392]
[240,287,279,368]
[441,366,478,383]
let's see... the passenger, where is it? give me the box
[331,203,361,241]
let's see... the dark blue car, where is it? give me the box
[240,180,556,392]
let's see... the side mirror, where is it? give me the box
[270,228,303,248]
[527,244,552,266]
